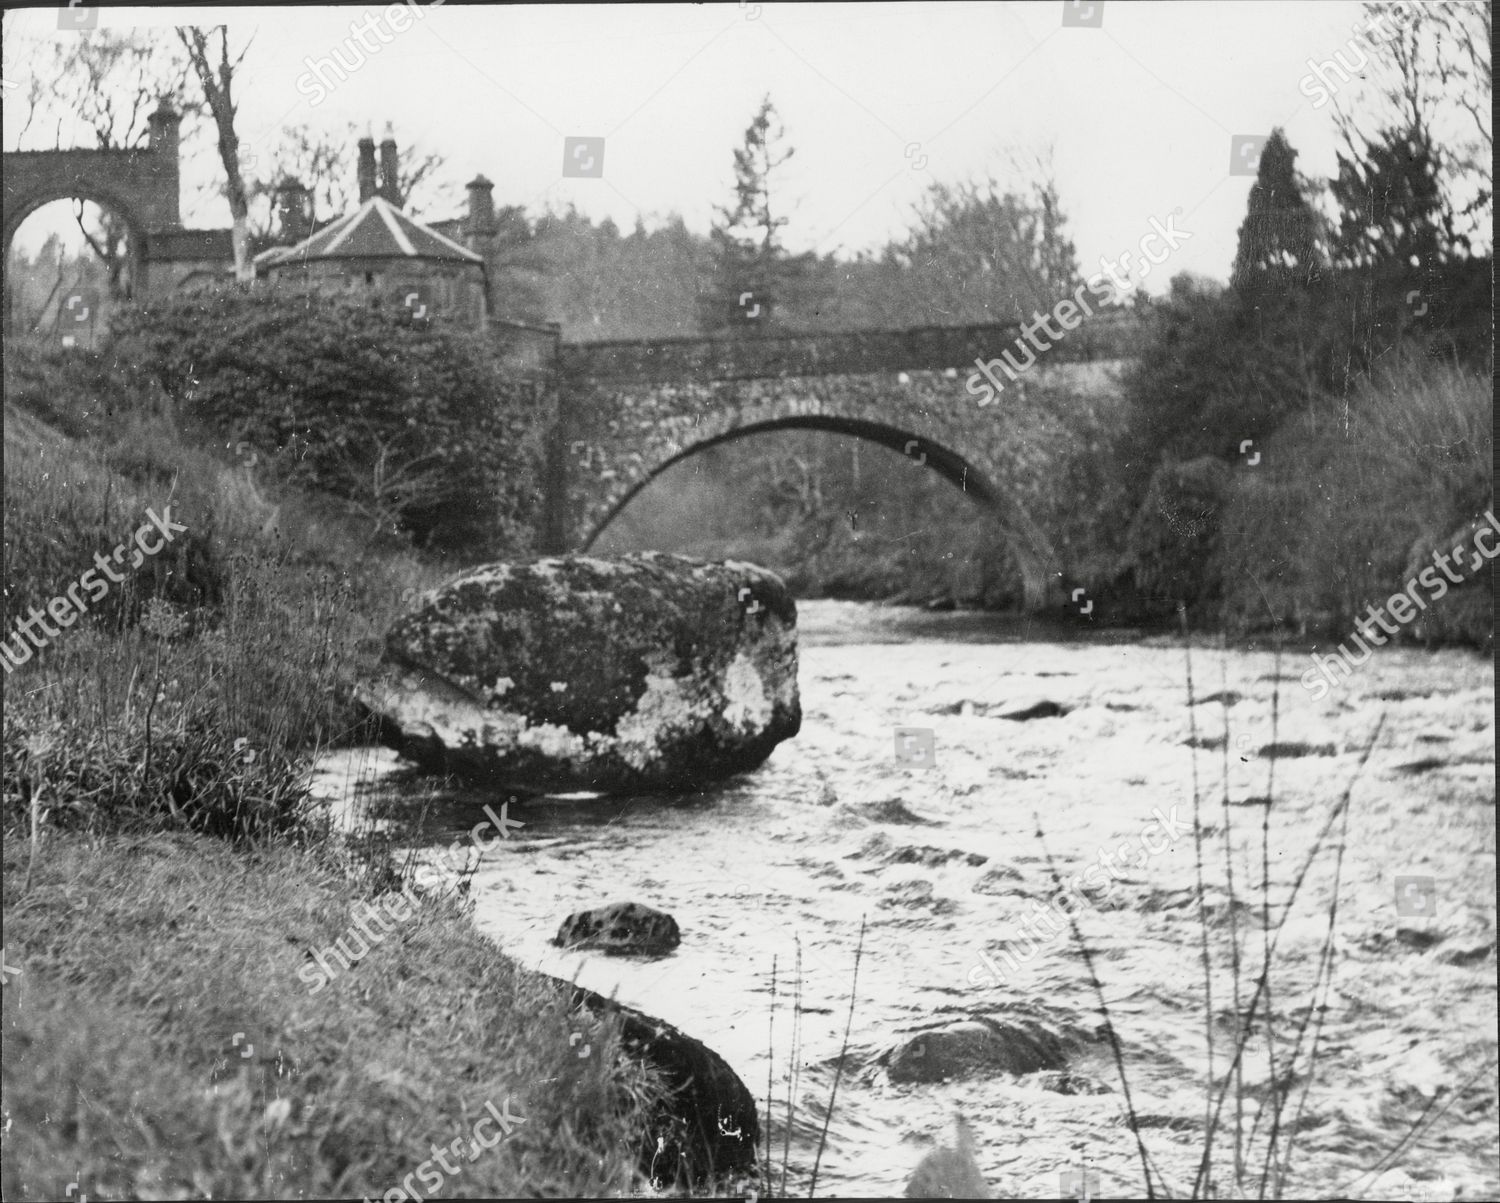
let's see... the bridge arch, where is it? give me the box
[577,415,1055,608]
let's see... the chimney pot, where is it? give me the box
[274,177,313,244]
[465,175,496,241]
[357,136,377,203]
[379,131,399,206]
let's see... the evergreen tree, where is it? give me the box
[698,95,815,334]
[1326,120,1476,374]
[1229,128,1326,307]
[1329,122,1451,271]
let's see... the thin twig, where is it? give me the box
[782,937,801,1196]
[1196,713,1387,1197]
[1180,604,1217,1176]
[1219,638,1247,1193]
[765,952,777,1182]
[1331,1054,1500,1197]
[1257,635,1283,1201]
[1034,815,1163,1198]
[809,915,865,1199]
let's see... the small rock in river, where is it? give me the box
[554,900,681,956]
[887,1015,1074,1083]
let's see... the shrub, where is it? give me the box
[4,354,453,838]
[1116,455,1232,614]
[110,285,552,559]
[1218,357,1493,640]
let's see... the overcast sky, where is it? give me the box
[4,1,1488,286]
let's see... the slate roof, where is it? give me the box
[256,195,482,269]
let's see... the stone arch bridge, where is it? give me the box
[545,317,1139,610]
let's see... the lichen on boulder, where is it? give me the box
[355,552,801,793]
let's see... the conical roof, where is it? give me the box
[256,194,483,269]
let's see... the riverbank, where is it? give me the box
[1,832,660,1199]
[0,348,710,1198]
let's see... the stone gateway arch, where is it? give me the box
[2,102,234,302]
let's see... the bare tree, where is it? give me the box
[1334,1,1493,247]
[5,28,191,297]
[243,121,453,243]
[177,25,255,281]
[3,12,50,152]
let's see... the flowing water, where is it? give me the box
[314,600,1497,1199]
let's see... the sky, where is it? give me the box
[3,1,1489,287]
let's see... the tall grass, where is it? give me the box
[3,339,453,841]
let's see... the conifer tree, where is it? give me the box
[698,95,815,334]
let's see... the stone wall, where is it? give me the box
[558,313,1144,384]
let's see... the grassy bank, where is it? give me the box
[2,833,658,1199]
[0,338,676,1197]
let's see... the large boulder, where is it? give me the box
[355,552,800,793]
[566,982,760,1189]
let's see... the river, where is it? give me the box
[314,600,1497,1199]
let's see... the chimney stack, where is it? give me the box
[274,177,312,244]
[357,136,377,203]
[147,100,183,226]
[465,175,496,242]
[379,128,399,205]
